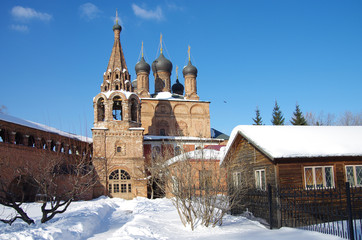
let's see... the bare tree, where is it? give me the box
[0,141,95,225]
[0,157,35,225]
[156,140,244,230]
[305,111,336,126]
[337,111,362,126]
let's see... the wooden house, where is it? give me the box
[220,125,362,226]
[221,125,362,191]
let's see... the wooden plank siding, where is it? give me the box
[224,135,277,189]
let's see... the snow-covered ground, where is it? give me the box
[0,197,344,240]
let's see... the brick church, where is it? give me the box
[91,17,224,199]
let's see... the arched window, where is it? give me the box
[130,98,138,122]
[60,144,65,153]
[50,141,56,152]
[0,129,4,142]
[15,132,23,145]
[28,136,35,147]
[152,146,161,160]
[116,85,119,90]
[97,98,105,121]
[108,169,132,197]
[112,96,122,120]
[41,139,47,150]
[116,74,119,79]
[174,146,182,156]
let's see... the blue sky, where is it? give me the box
[1,0,361,137]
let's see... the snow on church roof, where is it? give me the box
[167,148,223,165]
[221,125,362,163]
[0,112,92,143]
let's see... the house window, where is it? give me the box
[199,170,212,190]
[255,169,266,190]
[304,166,334,189]
[346,165,362,187]
[233,172,242,188]
[117,147,122,153]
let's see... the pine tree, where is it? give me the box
[290,104,307,125]
[271,101,285,125]
[252,107,263,125]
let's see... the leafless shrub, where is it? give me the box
[0,140,95,225]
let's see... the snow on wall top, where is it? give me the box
[222,125,362,163]
[0,112,92,143]
[143,135,222,142]
[167,148,223,165]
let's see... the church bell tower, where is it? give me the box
[92,11,147,199]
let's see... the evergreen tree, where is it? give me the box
[290,104,307,125]
[252,107,263,125]
[271,101,285,125]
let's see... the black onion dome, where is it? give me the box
[113,22,122,31]
[152,53,173,73]
[135,57,150,74]
[172,79,184,95]
[132,79,137,89]
[182,61,198,77]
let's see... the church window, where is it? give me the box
[116,74,119,79]
[105,86,108,91]
[160,129,165,136]
[116,85,119,90]
[174,146,182,156]
[130,98,138,122]
[112,96,122,120]
[117,146,122,152]
[97,98,105,121]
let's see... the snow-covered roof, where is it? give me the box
[222,125,362,164]
[143,135,222,142]
[0,112,92,143]
[141,92,209,103]
[167,149,223,165]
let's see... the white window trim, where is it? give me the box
[233,172,242,188]
[304,166,335,189]
[255,169,266,191]
[345,165,362,187]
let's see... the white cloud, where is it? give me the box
[11,6,52,22]
[132,4,163,21]
[10,24,29,33]
[79,3,101,21]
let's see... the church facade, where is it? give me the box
[92,19,222,199]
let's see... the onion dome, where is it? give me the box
[152,53,173,73]
[135,57,150,74]
[113,22,122,31]
[132,79,137,89]
[182,61,198,77]
[172,79,184,95]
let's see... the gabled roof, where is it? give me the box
[0,112,92,143]
[221,125,362,164]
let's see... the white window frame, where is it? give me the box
[345,165,362,187]
[304,166,335,189]
[255,169,266,191]
[233,172,242,188]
